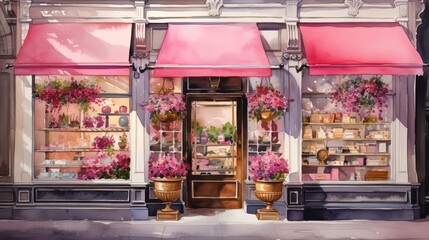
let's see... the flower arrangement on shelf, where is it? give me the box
[141,92,186,124]
[148,152,189,179]
[330,76,389,121]
[118,133,128,150]
[248,152,289,181]
[77,153,130,180]
[34,77,102,113]
[247,85,294,122]
[92,135,115,156]
[83,116,105,128]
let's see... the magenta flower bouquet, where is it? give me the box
[34,77,102,113]
[92,135,115,156]
[330,76,389,120]
[247,86,294,121]
[141,93,186,123]
[148,152,189,179]
[248,152,289,181]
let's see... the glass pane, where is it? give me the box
[191,101,237,175]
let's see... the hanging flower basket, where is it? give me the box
[247,85,294,122]
[141,93,186,125]
[330,76,389,121]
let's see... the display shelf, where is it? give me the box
[194,143,235,147]
[303,138,391,141]
[35,149,129,153]
[39,164,82,168]
[36,127,129,132]
[302,165,389,167]
[301,110,391,182]
[303,122,390,125]
[302,153,389,156]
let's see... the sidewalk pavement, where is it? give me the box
[1,209,429,240]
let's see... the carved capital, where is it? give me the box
[283,52,303,61]
[134,23,146,59]
[285,23,300,51]
[344,0,363,17]
[19,0,31,22]
[206,0,223,16]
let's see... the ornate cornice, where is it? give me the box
[206,0,223,16]
[344,0,363,17]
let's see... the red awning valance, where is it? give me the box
[300,22,423,75]
[15,23,132,76]
[153,23,271,77]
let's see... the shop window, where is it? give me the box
[301,73,394,182]
[247,73,286,180]
[148,74,184,170]
[33,76,131,181]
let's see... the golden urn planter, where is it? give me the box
[156,112,177,123]
[254,179,284,220]
[259,111,277,121]
[152,177,183,221]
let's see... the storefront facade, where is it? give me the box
[0,0,426,221]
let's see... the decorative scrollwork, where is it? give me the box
[344,0,363,17]
[206,0,223,16]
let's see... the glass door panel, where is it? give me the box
[186,95,243,209]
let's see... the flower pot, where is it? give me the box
[254,179,284,220]
[152,178,183,221]
[101,106,111,114]
[259,111,277,121]
[118,141,127,150]
[156,112,177,123]
[119,105,128,113]
[118,116,129,127]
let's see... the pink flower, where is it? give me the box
[248,152,289,181]
[148,152,189,179]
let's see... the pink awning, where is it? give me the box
[300,23,423,75]
[15,23,132,76]
[153,24,271,77]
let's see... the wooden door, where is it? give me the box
[185,94,244,208]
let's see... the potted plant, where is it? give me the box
[141,92,186,124]
[330,76,389,121]
[58,113,69,128]
[149,152,189,221]
[118,133,128,150]
[248,151,289,220]
[247,85,294,122]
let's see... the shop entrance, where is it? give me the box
[185,94,244,208]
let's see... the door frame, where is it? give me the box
[184,93,247,208]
